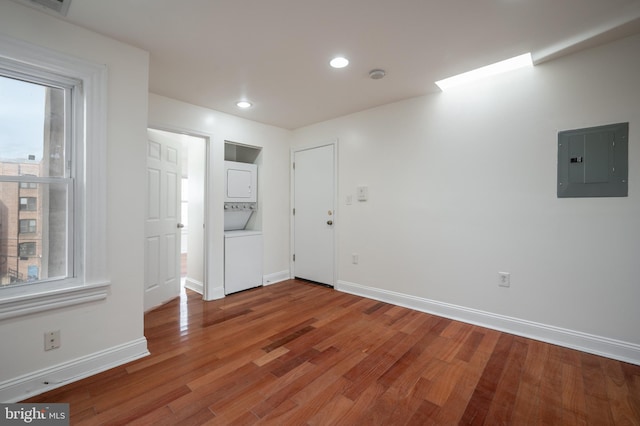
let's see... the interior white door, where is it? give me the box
[293,144,335,286]
[145,129,182,311]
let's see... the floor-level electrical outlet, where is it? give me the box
[45,330,61,351]
[498,272,511,288]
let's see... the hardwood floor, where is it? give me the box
[25,280,640,425]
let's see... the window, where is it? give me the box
[19,197,37,211]
[19,219,36,233]
[1,70,71,285]
[0,33,109,319]
[19,242,36,257]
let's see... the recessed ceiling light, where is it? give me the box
[236,101,252,108]
[330,57,349,69]
[435,53,533,91]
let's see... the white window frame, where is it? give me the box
[0,34,110,320]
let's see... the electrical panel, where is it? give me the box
[557,122,628,198]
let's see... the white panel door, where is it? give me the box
[293,144,335,286]
[145,130,182,311]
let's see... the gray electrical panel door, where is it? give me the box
[557,122,628,197]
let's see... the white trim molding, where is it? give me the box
[337,280,640,366]
[207,285,225,300]
[184,278,203,295]
[0,281,110,321]
[0,337,149,403]
[0,33,110,318]
[263,270,290,286]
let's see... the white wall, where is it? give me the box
[292,34,640,363]
[186,135,206,292]
[149,94,291,298]
[0,1,150,400]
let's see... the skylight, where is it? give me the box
[435,53,533,91]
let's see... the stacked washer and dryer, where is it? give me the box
[224,161,263,294]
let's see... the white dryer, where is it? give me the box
[224,161,258,231]
[225,161,257,202]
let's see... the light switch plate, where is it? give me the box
[498,272,510,288]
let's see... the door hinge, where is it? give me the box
[293,254,296,261]
[293,208,295,215]
[293,162,295,170]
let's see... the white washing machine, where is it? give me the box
[224,230,263,294]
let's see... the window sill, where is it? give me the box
[0,281,110,321]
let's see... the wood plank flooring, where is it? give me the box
[24,280,640,425]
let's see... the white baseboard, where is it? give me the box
[337,280,640,366]
[184,277,203,294]
[263,270,290,286]
[205,285,225,301]
[0,337,149,403]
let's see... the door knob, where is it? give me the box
[327,220,333,225]
[177,223,185,229]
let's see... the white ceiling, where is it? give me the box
[29,0,640,129]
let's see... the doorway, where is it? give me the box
[180,134,206,295]
[145,128,206,311]
[291,142,337,286]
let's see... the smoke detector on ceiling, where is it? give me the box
[10,0,72,16]
[369,69,386,80]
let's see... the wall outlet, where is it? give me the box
[352,253,359,264]
[498,272,510,288]
[45,330,61,351]
[357,186,368,201]
[346,195,353,205]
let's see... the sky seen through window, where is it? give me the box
[0,75,45,162]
